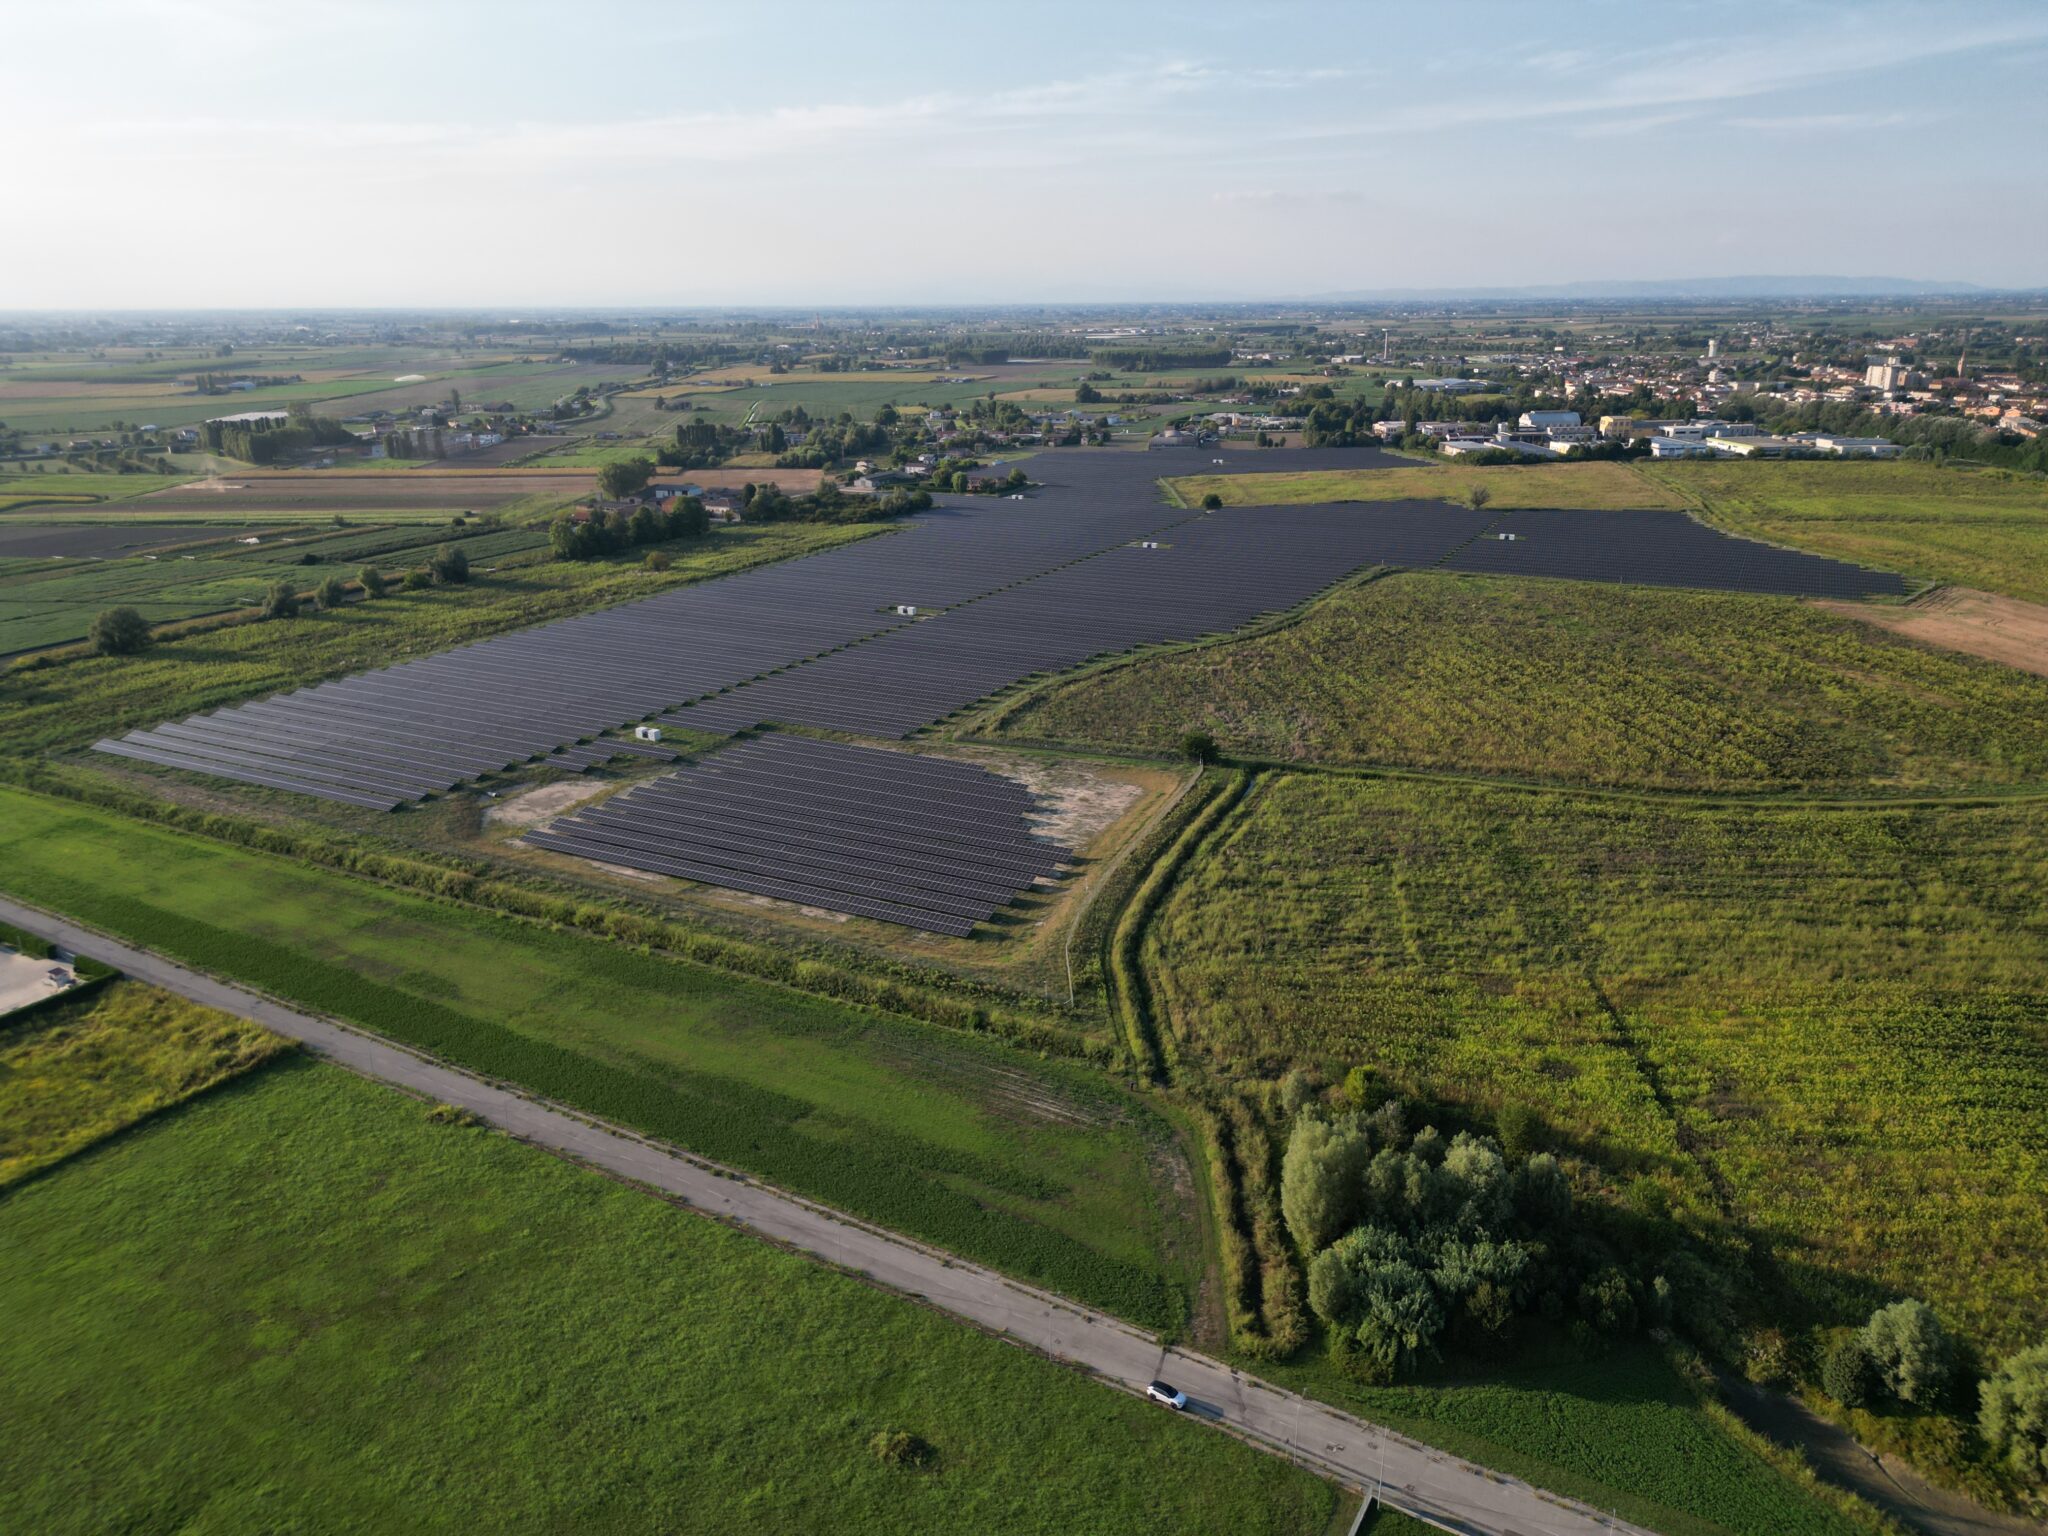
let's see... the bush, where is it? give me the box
[402,569,432,592]
[429,544,469,585]
[315,575,349,611]
[1821,1333,1878,1408]
[869,1430,935,1470]
[644,549,672,572]
[1861,1299,1953,1407]
[1201,492,1223,510]
[357,565,387,599]
[1180,729,1220,764]
[1979,1341,2048,1486]
[88,606,151,656]
[261,581,299,620]
[1742,1328,1794,1388]
[1496,1100,1544,1160]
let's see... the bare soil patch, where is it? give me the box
[484,778,614,829]
[1817,587,2048,679]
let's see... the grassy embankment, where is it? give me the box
[0,979,285,1186]
[1169,458,1689,511]
[0,785,1193,1329]
[0,522,873,750]
[0,1058,1333,1536]
[984,571,2048,793]
[1146,771,2048,1353]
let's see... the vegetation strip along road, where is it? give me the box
[0,894,1655,1536]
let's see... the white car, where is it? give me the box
[1147,1380,1188,1411]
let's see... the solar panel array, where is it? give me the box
[1436,508,1910,596]
[523,735,1067,935]
[92,444,1909,809]
[673,499,1496,738]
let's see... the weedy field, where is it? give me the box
[985,572,2048,792]
[1640,459,2048,603]
[0,979,284,1186]
[1168,459,1688,511]
[1146,772,2048,1350]
[0,786,1196,1327]
[0,1058,1332,1536]
[0,522,872,752]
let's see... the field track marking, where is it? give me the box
[0,893,1654,1536]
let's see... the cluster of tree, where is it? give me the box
[741,481,933,525]
[551,497,709,560]
[596,457,657,500]
[942,333,1090,366]
[1089,346,1233,371]
[657,419,750,470]
[380,426,445,460]
[771,412,891,468]
[202,408,356,465]
[1284,1101,1711,1381]
[190,372,300,395]
[1724,395,2048,475]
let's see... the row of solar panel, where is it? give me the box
[526,736,1068,933]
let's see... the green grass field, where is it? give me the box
[985,572,2048,792]
[1146,772,2048,1350]
[0,1057,1332,1536]
[0,522,871,752]
[1265,1346,1867,1536]
[0,786,1195,1326]
[0,979,284,1186]
[1641,459,2048,603]
[1169,459,1688,511]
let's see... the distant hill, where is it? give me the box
[1308,276,2021,302]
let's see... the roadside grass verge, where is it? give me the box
[1145,771,2048,1352]
[987,572,2048,793]
[0,980,286,1186]
[0,1059,1333,1536]
[1640,459,2048,603]
[0,786,1192,1328]
[1168,459,1687,511]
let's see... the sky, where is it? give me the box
[5,0,2046,308]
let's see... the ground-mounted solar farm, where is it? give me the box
[15,425,2048,1536]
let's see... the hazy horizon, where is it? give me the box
[6,0,2045,308]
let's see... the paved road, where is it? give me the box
[5,895,1656,1536]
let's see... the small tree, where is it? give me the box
[1979,1340,2048,1487]
[644,549,672,572]
[89,606,151,656]
[315,575,348,610]
[357,565,387,599]
[1201,492,1223,510]
[429,544,469,585]
[1180,729,1219,764]
[402,569,432,592]
[261,581,299,619]
[1820,1334,1877,1408]
[870,1430,935,1470]
[1861,1299,1953,1406]
[1466,485,1492,511]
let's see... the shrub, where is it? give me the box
[429,544,469,584]
[869,1430,935,1470]
[1742,1328,1794,1388]
[1821,1333,1878,1408]
[1861,1299,1953,1407]
[1495,1100,1544,1160]
[1180,729,1220,764]
[261,581,299,620]
[1467,485,1493,511]
[425,1102,482,1129]
[1201,492,1223,510]
[357,565,387,598]
[315,575,349,611]
[644,549,672,572]
[1978,1341,2048,1486]
[402,569,432,592]
[88,606,151,656]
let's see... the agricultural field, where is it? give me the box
[1144,771,2048,1350]
[0,521,871,751]
[0,1058,1332,1536]
[0,471,192,512]
[0,520,553,654]
[0,785,1199,1328]
[0,978,284,1186]
[984,572,2048,793]
[1169,459,1688,511]
[127,469,598,518]
[1641,459,2048,603]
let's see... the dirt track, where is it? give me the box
[1818,587,2048,678]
